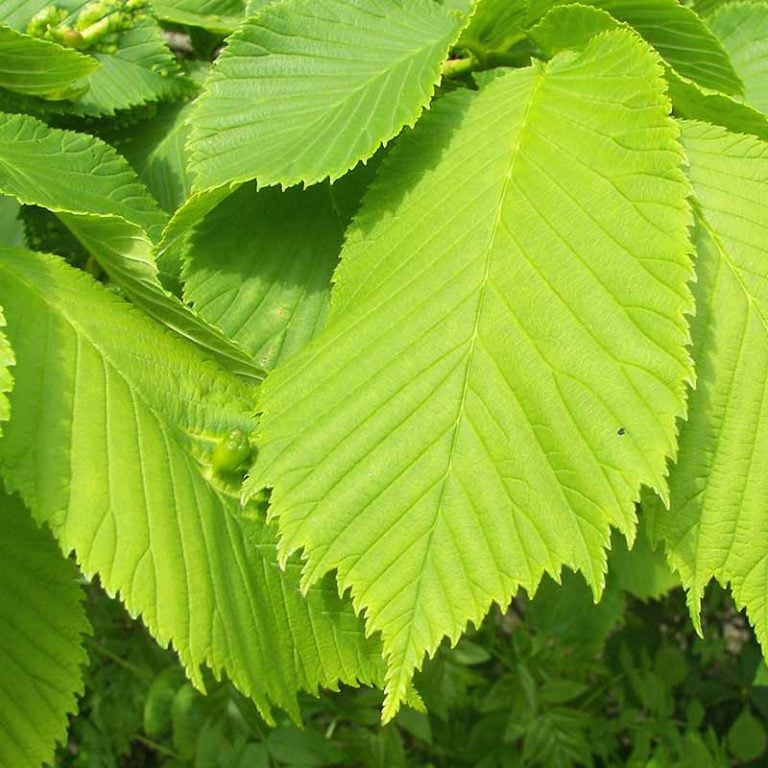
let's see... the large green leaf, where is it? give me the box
[708,2,768,114]
[649,122,768,643]
[0,306,12,432]
[0,247,382,720]
[529,0,742,94]
[246,31,694,719]
[0,491,89,768]
[183,166,374,372]
[0,23,98,100]
[188,0,462,191]
[0,112,263,381]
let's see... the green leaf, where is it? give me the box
[528,4,618,57]
[608,524,679,602]
[728,709,767,762]
[0,111,263,381]
[183,166,374,372]
[105,100,195,213]
[247,31,694,720]
[0,247,383,720]
[458,0,528,52]
[0,306,12,433]
[648,122,768,644]
[0,195,24,248]
[188,0,462,191]
[530,0,743,94]
[708,2,768,114]
[0,490,89,768]
[152,0,245,33]
[0,23,98,100]
[667,69,768,142]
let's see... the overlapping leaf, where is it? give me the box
[0,112,262,380]
[183,166,375,372]
[649,122,768,644]
[0,247,383,719]
[0,491,89,768]
[152,0,245,33]
[188,0,462,191]
[708,2,768,114]
[0,24,98,100]
[529,0,742,94]
[247,31,694,719]
[106,100,195,213]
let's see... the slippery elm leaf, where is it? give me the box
[0,491,89,768]
[247,30,694,720]
[0,247,383,720]
[187,0,463,191]
[648,122,768,649]
[529,0,743,94]
[0,306,13,433]
[708,2,768,114]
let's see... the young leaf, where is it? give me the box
[188,0,463,191]
[0,247,383,720]
[528,4,618,58]
[0,491,89,768]
[707,2,768,114]
[247,30,694,719]
[530,0,743,94]
[648,122,768,645]
[183,166,375,371]
[0,23,98,100]
[458,0,528,52]
[0,112,263,381]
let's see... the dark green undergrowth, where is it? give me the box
[58,578,768,768]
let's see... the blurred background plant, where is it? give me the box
[57,555,768,768]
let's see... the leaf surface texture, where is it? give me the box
[248,31,694,718]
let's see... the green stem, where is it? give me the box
[441,56,479,78]
[86,639,153,681]
[131,734,184,760]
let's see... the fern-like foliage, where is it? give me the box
[246,30,695,719]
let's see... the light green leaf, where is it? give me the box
[458,0,528,52]
[0,490,89,768]
[708,2,768,114]
[188,0,462,191]
[529,0,743,94]
[648,121,768,642]
[667,69,768,142]
[247,31,694,720]
[0,111,263,381]
[0,306,12,432]
[183,166,374,372]
[0,24,98,100]
[106,100,195,213]
[0,247,383,720]
[528,4,618,57]
[608,523,679,601]
[0,196,24,248]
